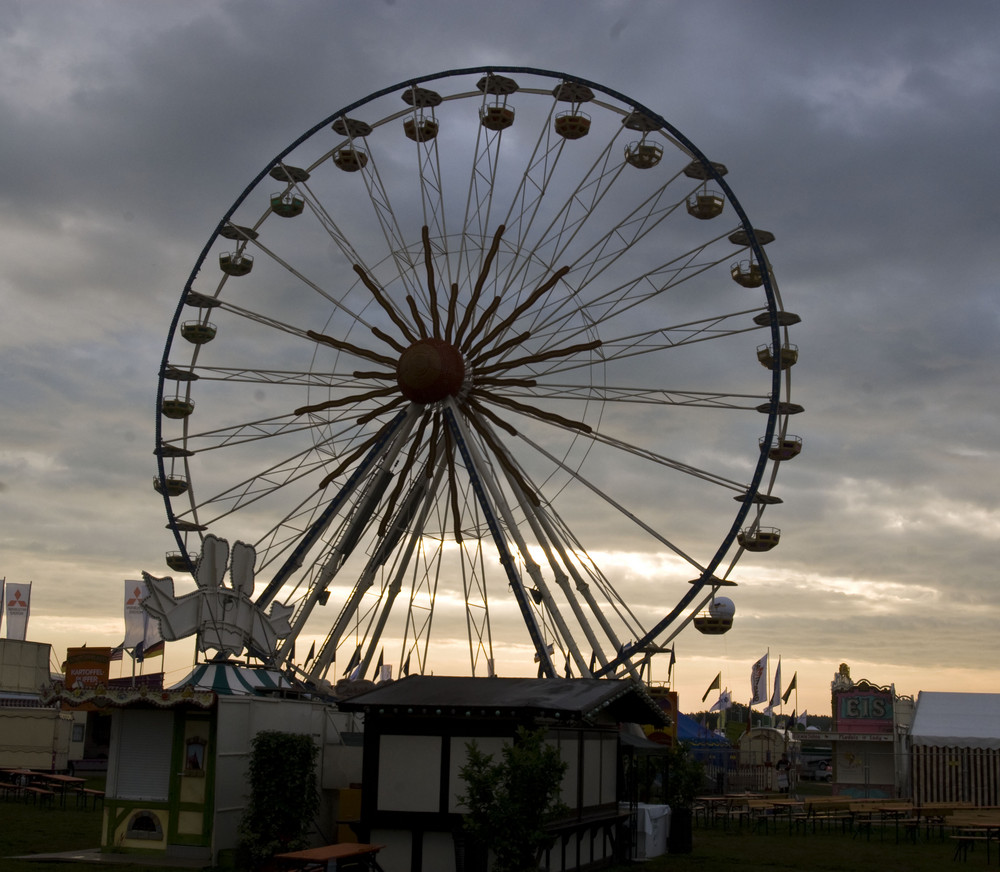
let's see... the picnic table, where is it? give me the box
[34,772,86,807]
[947,811,1000,863]
[273,842,386,872]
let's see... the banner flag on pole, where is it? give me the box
[709,689,732,713]
[702,671,722,702]
[750,652,768,704]
[769,658,782,709]
[124,580,148,649]
[797,710,809,727]
[5,582,30,641]
[782,671,797,704]
[344,645,362,678]
[0,578,5,635]
[125,579,164,661]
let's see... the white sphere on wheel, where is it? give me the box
[709,597,736,620]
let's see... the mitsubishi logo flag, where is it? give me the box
[5,582,31,641]
[123,579,164,661]
[124,580,148,649]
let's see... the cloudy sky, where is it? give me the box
[2,0,998,718]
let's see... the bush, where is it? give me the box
[237,730,319,869]
[457,727,568,872]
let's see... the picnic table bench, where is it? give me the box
[273,842,386,872]
[23,785,55,807]
[76,787,105,810]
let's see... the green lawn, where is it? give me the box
[627,821,969,872]
[0,776,193,872]
[0,783,984,872]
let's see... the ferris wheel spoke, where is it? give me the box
[444,401,557,676]
[529,233,736,345]
[502,383,767,411]
[539,504,650,637]
[353,146,428,307]
[234,235,380,331]
[500,136,628,302]
[303,448,444,679]
[481,425,624,675]
[498,107,570,262]
[184,366,376,389]
[258,406,420,622]
[459,89,509,280]
[559,178,711,290]
[515,428,706,573]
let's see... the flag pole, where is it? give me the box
[768,648,773,728]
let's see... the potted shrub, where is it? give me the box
[664,743,704,854]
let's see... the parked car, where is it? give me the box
[800,758,832,782]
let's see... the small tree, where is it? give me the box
[457,727,568,872]
[664,742,704,810]
[237,730,319,869]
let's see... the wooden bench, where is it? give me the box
[76,787,105,810]
[951,832,991,862]
[746,799,775,834]
[804,798,853,833]
[23,786,55,807]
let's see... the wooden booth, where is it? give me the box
[42,662,364,866]
[338,676,668,872]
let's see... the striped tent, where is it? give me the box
[910,691,1000,806]
[171,662,295,696]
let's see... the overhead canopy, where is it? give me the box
[910,691,1000,749]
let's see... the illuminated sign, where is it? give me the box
[835,687,893,734]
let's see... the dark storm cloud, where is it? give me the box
[1,0,998,710]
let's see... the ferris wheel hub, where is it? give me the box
[396,338,466,403]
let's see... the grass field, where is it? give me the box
[0,786,987,872]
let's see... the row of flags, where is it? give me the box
[0,580,31,641]
[751,652,797,712]
[700,653,809,726]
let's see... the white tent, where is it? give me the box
[909,691,1000,804]
[910,691,1000,749]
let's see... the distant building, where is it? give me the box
[0,639,81,771]
[796,663,914,799]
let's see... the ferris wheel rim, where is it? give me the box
[154,66,797,680]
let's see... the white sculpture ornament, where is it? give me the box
[141,534,293,659]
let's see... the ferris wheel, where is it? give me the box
[154,67,802,686]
